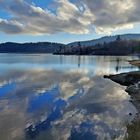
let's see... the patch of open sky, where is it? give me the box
[26,0,57,14]
[0,9,12,20]
[70,0,85,12]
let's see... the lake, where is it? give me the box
[0,54,139,140]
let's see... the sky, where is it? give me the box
[0,0,140,44]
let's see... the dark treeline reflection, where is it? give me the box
[0,54,139,140]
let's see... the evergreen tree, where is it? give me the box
[116,35,121,41]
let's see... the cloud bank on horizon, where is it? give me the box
[0,0,139,35]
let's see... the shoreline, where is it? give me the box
[104,60,140,113]
[104,60,140,139]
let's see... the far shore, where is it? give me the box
[129,60,140,67]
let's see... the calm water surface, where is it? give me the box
[0,54,139,140]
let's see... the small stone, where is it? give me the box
[129,113,132,116]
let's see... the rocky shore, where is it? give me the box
[104,60,140,139]
[104,71,140,112]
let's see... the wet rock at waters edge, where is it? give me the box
[104,71,140,86]
[104,71,140,113]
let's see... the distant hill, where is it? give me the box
[1,34,140,55]
[0,42,64,53]
[55,34,140,55]
[67,34,140,47]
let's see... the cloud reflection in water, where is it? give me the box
[0,68,137,140]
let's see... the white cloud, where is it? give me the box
[0,0,140,35]
[96,24,134,35]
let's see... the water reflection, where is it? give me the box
[0,54,138,74]
[0,54,139,140]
